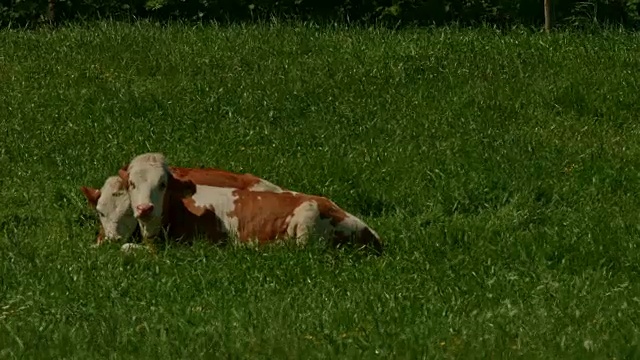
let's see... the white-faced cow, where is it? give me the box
[80,161,284,244]
[80,176,137,244]
[119,153,383,253]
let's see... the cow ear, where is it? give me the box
[80,186,101,208]
[118,166,129,186]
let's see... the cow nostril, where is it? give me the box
[136,204,154,217]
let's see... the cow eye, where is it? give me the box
[159,181,167,190]
[97,211,105,218]
[129,181,136,189]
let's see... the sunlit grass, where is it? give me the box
[1,22,640,358]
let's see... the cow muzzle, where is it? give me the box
[135,203,155,218]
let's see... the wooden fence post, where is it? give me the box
[48,0,55,23]
[544,0,552,32]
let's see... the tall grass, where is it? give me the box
[1,22,640,358]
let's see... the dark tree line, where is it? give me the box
[2,0,639,28]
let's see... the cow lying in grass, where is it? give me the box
[118,153,383,253]
[80,165,283,244]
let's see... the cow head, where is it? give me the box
[80,176,138,244]
[119,153,171,239]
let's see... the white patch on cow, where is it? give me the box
[249,179,283,193]
[95,176,137,241]
[335,213,380,242]
[191,185,240,238]
[334,213,365,236]
[125,153,170,239]
[286,200,330,245]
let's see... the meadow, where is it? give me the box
[1,22,640,358]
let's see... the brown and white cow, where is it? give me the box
[120,153,383,253]
[80,161,283,244]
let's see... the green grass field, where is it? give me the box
[1,22,640,358]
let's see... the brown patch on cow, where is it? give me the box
[169,167,265,189]
[313,196,348,226]
[178,197,227,243]
[228,191,348,243]
[167,173,196,198]
[157,175,226,244]
[80,186,101,208]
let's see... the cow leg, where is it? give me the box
[286,201,322,246]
